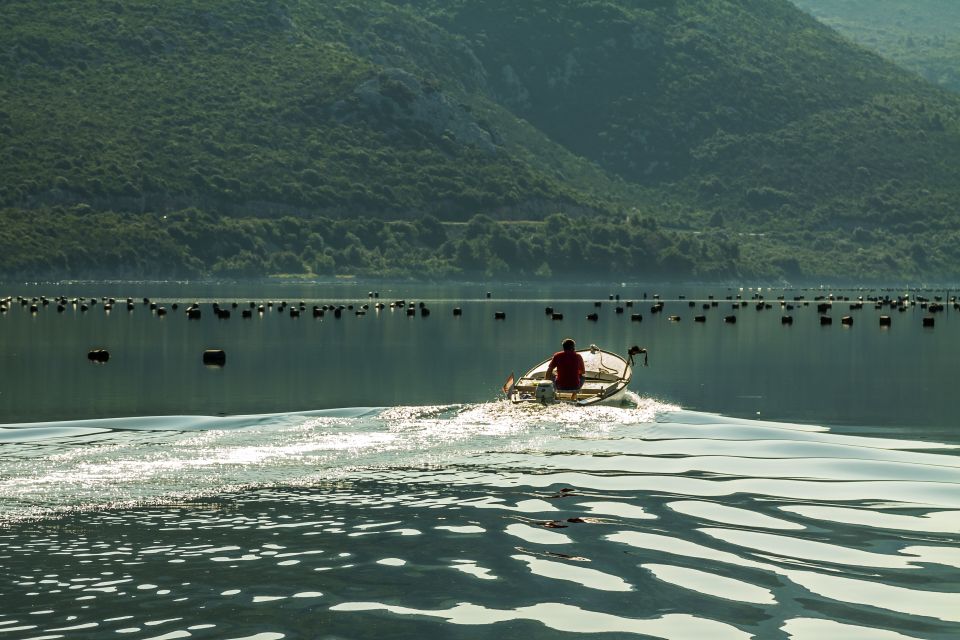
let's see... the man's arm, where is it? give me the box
[546,355,557,380]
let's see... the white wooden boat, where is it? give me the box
[506,345,646,406]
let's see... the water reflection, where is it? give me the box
[1,400,958,638]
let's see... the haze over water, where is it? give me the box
[1,283,958,639]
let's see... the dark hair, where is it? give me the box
[561,338,576,351]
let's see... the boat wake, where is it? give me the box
[0,393,670,523]
[2,394,960,638]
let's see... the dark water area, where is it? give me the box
[1,283,958,639]
[0,282,957,431]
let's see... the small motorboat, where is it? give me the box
[505,345,647,406]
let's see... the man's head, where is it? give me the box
[562,338,576,351]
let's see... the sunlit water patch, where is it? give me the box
[1,396,958,639]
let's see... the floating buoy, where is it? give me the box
[494,311,506,320]
[335,308,344,318]
[668,315,681,322]
[625,301,633,307]
[631,314,643,322]
[586,312,598,321]
[420,307,430,317]
[87,349,110,363]
[724,315,737,323]
[242,309,252,318]
[781,315,793,325]
[453,307,462,316]
[923,316,935,328]
[187,307,201,320]
[820,315,833,325]
[689,301,696,308]
[156,307,167,317]
[290,308,300,317]
[879,315,892,327]
[552,313,564,320]
[57,304,65,313]
[594,301,602,308]
[545,306,554,315]
[817,303,831,314]
[694,315,706,323]
[841,316,854,326]
[202,349,226,366]
[486,292,492,299]
[218,309,231,319]
[615,306,624,314]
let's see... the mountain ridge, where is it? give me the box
[2,0,960,280]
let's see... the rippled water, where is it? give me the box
[2,396,959,639]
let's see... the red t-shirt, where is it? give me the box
[548,350,585,389]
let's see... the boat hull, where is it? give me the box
[508,347,633,406]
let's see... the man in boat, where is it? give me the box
[546,338,586,400]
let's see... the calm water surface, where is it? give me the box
[1,283,958,639]
[1,282,958,427]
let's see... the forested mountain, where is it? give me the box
[2,0,960,281]
[792,0,960,94]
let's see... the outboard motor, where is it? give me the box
[628,345,649,367]
[534,380,556,404]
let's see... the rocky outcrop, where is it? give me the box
[335,68,499,153]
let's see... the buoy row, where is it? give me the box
[6,300,951,328]
[4,291,955,329]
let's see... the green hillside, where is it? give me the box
[0,0,626,219]
[409,0,960,231]
[2,0,960,281]
[792,0,960,94]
